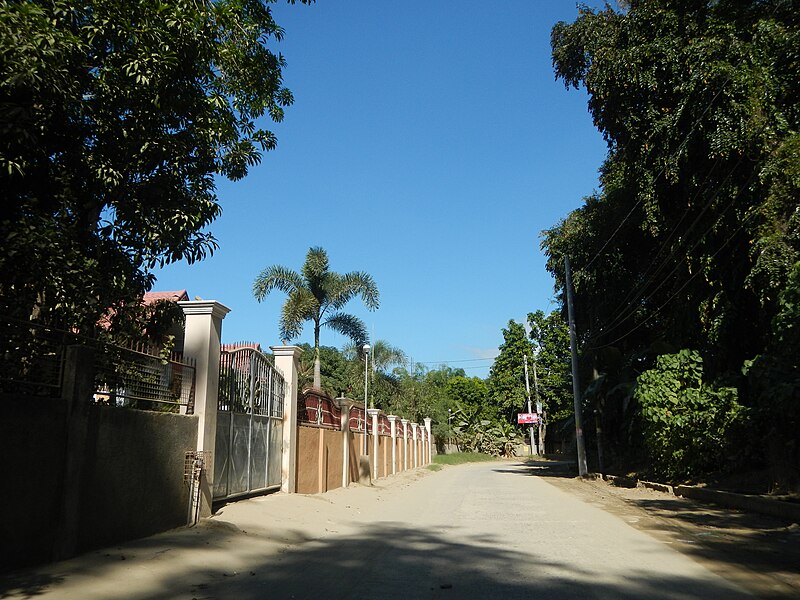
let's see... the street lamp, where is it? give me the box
[363,343,370,455]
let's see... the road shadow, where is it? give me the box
[622,496,800,594]
[492,458,577,479]
[0,517,755,599]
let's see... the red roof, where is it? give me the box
[143,290,189,304]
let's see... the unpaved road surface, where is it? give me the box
[2,460,797,599]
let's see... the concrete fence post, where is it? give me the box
[367,408,380,479]
[401,418,409,471]
[337,397,353,488]
[388,415,398,475]
[179,300,230,516]
[424,417,433,464]
[271,345,302,494]
[54,345,96,560]
[412,423,419,468]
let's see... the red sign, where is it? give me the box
[517,413,539,424]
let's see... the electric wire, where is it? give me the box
[586,170,759,351]
[592,155,748,340]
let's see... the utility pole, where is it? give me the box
[533,360,544,455]
[565,256,589,477]
[523,355,537,456]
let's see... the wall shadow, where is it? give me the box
[1,519,754,599]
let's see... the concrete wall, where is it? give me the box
[0,394,197,571]
[77,406,198,552]
[294,390,434,493]
[0,395,67,570]
[296,425,345,494]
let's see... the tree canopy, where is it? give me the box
[1,0,311,333]
[486,320,533,421]
[545,0,799,486]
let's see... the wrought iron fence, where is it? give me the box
[93,344,196,413]
[218,348,284,416]
[1,316,71,397]
[1,315,196,411]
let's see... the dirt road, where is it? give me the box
[2,460,795,599]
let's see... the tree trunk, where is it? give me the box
[313,323,321,389]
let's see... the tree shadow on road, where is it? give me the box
[1,518,754,600]
[621,496,800,597]
[171,521,751,600]
[492,458,577,479]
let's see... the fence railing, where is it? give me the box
[218,347,284,416]
[298,392,341,427]
[0,316,69,398]
[298,391,405,437]
[93,345,196,414]
[1,314,197,412]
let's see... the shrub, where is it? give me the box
[635,350,745,481]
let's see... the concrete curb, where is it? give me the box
[594,473,800,523]
[639,480,674,495]
[674,485,800,523]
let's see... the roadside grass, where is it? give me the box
[427,464,443,471]
[433,452,497,466]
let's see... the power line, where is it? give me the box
[593,155,747,340]
[587,179,759,351]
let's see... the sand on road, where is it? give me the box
[0,460,777,599]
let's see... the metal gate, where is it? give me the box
[214,348,285,501]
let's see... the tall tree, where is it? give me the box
[487,320,534,422]
[547,0,798,371]
[343,340,407,409]
[527,310,572,422]
[545,0,799,483]
[252,246,379,389]
[0,0,313,334]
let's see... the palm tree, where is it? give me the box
[252,247,379,389]
[344,340,407,408]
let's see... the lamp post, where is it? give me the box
[363,343,370,456]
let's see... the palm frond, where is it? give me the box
[280,289,317,341]
[252,265,303,301]
[324,312,368,345]
[371,340,407,372]
[330,271,380,311]
[301,247,330,285]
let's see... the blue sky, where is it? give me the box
[154,1,608,378]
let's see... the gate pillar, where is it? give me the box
[401,418,409,471]
[367,409,380,479]
[179,300,231,517]
[337,397,353,488]
[412,422,419,468]
[424,417,433,465]
[388,415,398,475]
[271,345,302,493]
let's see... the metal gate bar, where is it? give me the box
[214,348,285,502]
